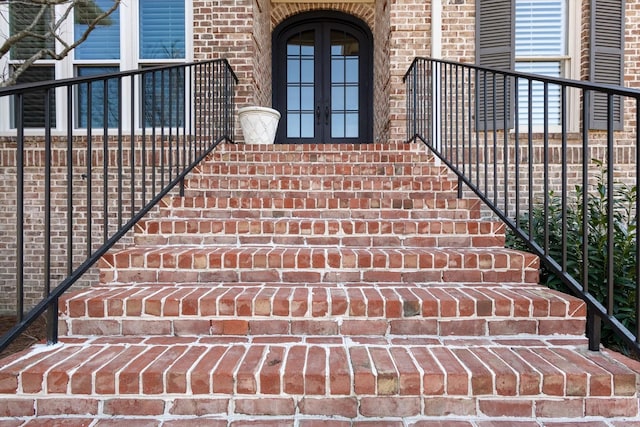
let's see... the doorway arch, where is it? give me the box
[272,11,373,144]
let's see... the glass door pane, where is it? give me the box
[286,30,315,139]
[330,30,359,138]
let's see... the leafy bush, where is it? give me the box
[506,160,637,353]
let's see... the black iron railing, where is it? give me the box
[0,59,237,353]
[404,57,640,355]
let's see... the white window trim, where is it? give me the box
[0,0,193,136]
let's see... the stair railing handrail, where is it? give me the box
[0,59,238,354]
[404,56,640,355]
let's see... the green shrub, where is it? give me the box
[506,160,637,353]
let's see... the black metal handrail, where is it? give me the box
[404,57,640,355]
[0,59,237,353]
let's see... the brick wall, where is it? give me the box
[193,0,256,142]
[387,0,431,143]
[0,136,189,314]
[374,0,391,142]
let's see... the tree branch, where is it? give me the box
[1,0,121,87]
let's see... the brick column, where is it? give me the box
[387,0,431,143]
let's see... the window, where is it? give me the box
[77,66,120,128]
[476,0,624,131]
[1,0,191,132]
[12,67,56,128]
[9,3,54,59]
[139,0,186,128]
[74,0,120,61]
[140,0,185,60]
[8,3,56,128]
[74,0,121,128]
[514,0,566,126]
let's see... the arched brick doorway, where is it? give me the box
[272,11,373,144]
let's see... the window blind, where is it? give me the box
[139,0,185,60]
[77,66,120,128]
[75,0,120,60]
[515,0,566,57]
[515,0,565,126]
[12,67,56,128]
[10,4,54,60]
[515,62,562,125]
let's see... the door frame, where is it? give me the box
[272,10,374,144]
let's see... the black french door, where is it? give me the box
[273,12,373,144]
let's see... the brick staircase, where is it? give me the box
[1,142,639,426]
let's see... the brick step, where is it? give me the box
[58,283,586,337]
[208,142,436,158]
[158,196,483,220]
[0,336,638,420]
[182,189,463,200]
[218,142,428,152]
[208,152,438,165]
[133,218,506,247]
[194,162,450,177]
[5,416,640,427]
[184,176,458,193]
[97,247,540,285]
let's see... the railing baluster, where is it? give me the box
[543,82,549,257]
[492,73,497,207]
[87,83,93,256]
[130,74,136,221]
[527,80,533,246]
[0,60,238,354]
[16,94,24,322]
[606,93,615,316]
[44,87,56,344]
[103,79,109,244]
[561,85,568,275]
[503,75,509,215]
[160,70,166,191]
[636,97,640,345]
[168,69,174,183]
[401,57,640,356]
[117,77,123,230]
[514,76,520,225]
[66,86,74,277]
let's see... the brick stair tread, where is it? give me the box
[194,163,450,176]
[182,190,463,200]
[161,196,482,210]
[134,217,505,247]
[60,282,584,319]
[185,176,456,188]
[0,336,637,407]
[99,246,538,268]
[158,196,482,220]
[58,281,586,337]
[214,142,428,152]
[208,142,436,156]
[2,417,640,427]
[137,217,505,234]
[97,246,539,286]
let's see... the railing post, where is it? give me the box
[587,308,602,351]
[16,94,24,322]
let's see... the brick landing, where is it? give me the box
[0,142,639,426]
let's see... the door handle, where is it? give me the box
[316,105,321,125]
[325,105,329,125]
